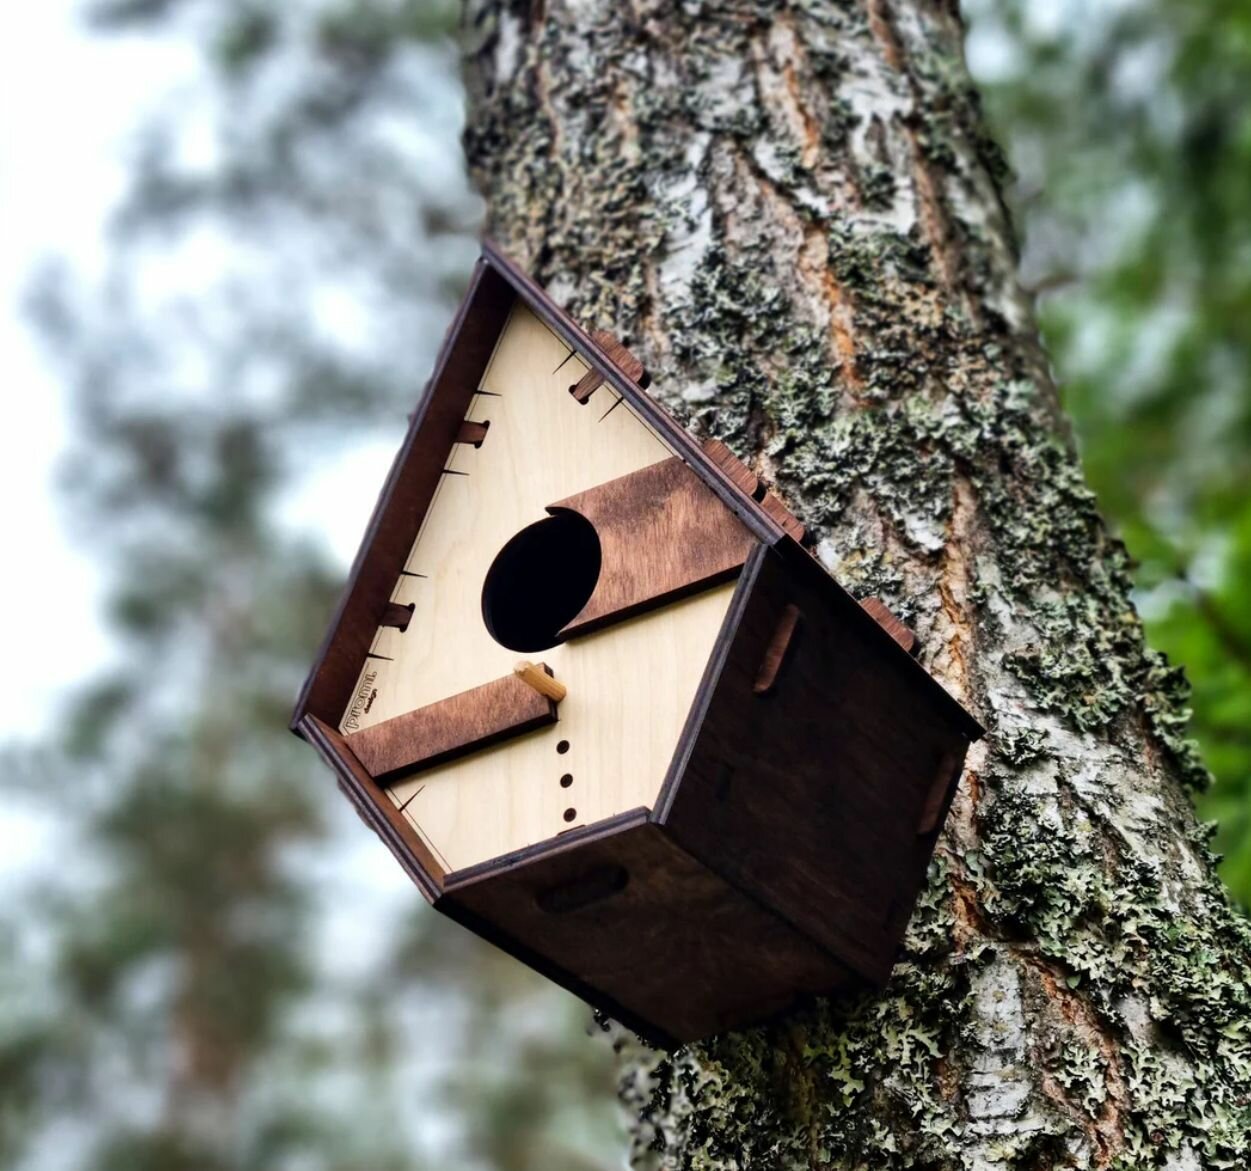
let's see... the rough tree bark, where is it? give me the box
[460,2,1251,1167]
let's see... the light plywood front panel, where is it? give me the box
[340,302,738,871]
[389,584,735,872]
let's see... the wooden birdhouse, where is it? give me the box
[291,242,984,1046]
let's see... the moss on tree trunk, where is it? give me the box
[461,2,1251,1166]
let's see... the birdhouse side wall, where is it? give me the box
[660,545,975,985]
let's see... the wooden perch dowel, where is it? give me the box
[514,661,568,702]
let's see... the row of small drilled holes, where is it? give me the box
[557,739,575,821]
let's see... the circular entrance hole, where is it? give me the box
[481,511,601,653]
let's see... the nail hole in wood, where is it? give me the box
[560,774,573,788]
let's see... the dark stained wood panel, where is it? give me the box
[443,815,854,1044]
[553,457,756,638]
[659,545,975,986]
[347,673,557,781]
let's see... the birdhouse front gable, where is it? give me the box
[293,242,983,1045]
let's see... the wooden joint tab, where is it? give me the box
[700,438,805,541]
[457,419,490,447]
[860,598,918,656]
[570,330,648,404]
[514,661,568,703]
[380,601,415,632]
[701,437,761,499]
[760,492,806,542]
[535,865,629,914]
[753,604,803,696]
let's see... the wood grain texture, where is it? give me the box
[552,456,756,638]
[345,672,557,781]
[860,597,919,656]
[700,435,805,543]
[456,420,491,446]
[443,815,854,1044]
[659,544,976,986]
[759,491,806,543]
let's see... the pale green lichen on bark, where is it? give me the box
[462,0,1251,1166]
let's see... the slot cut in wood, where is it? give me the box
[753,604,803,696]
[570,330,649,404]
[700,438,804,542]
[535,864,629,914]
[514,660,568,703]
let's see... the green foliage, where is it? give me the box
[967,0,1251,899]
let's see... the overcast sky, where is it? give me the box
[0,5,192,741]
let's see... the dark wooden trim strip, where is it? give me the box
[299,715,445,899]
[347,672,557,781]
[917,747,965,835]
[291,260,515,731]
[443,807,653,890]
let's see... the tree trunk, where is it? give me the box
[460,2,1251,1167]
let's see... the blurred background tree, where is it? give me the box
[1,0,1247,1167]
